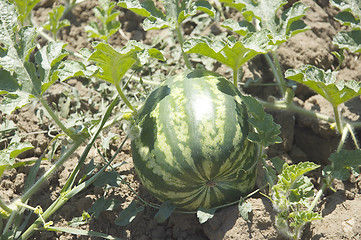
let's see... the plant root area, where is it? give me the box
[1,0,361,239]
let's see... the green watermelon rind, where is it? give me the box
[131,69,259,211]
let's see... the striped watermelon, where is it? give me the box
[131,69,259,211]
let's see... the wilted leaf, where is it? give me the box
[88,196,122,218]
[154,201,176,223]
[115,201,144,226]
[197,207,216,224]
[285,65,361,106]
[238,198,252,223]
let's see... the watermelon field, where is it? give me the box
[1,0,361,239]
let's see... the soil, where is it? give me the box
[1,0,361,239]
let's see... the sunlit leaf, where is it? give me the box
[285,65,361,106]
[184,30,272,71]
[220,0,309,45]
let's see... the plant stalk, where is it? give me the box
[259,99,335,123]
[19,136,128,240]
[175,26,192,69]
[332,104,343,135]
[0,199,12,216]
[39,96,77,140]
[233,67,238,87]
[115,84,135,112]
[20,139,83,202]
[62,96,120,192]
[264,52,287,97]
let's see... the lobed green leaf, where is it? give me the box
[220,0,309,45]
[285,65,361,106]
[221,19,255,36]
[243,96,282,147]
[272,162,319,210]
[333,30,361,53]
[331,0,361,52]
[119,0,214,30]
[323,149,361,181]
[88,41,164,86]
[183,30,273,71]
[43,5,70,40]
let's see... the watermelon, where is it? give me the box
[131,69,259,211]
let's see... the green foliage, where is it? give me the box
[88,41,164,87]
[331,0,361,52]
[220,0,309,45]
[0,135,33,177]
[183,30,273,71]
[43,5,70,41]
[242,96,282,147]
[285,65,361,107]
[323,149,361,181]
[85,0,121,42]
[9,0,40,25]
[88,196,122,218]
[118,0,215,30]
[272,162,321,239]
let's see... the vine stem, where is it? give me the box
[39,96,77,140]
[264,52,287,97]
[258,99,335,123]
[115,83,135,112]
[233,67,238,87]
[175,26,192,69]
[333,104,343,135]
[0,199,12,215]
[19,139,83,203]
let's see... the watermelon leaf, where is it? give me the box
[220,0,309,45]
[85,0,121,42]
[88,196,122,218]
[197,207,216,224]
[243,96,282,147]
[238,198,252,223]
[285,65,361,106]
[115,201,144,226]
[88,41,164,87]
[0,135,34,169]
[322,149,361,181]
[331,0,361,52]
[183,30,273,71]
[154,201,176,223]
[118,0,215,30]
[43,5,70,40]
